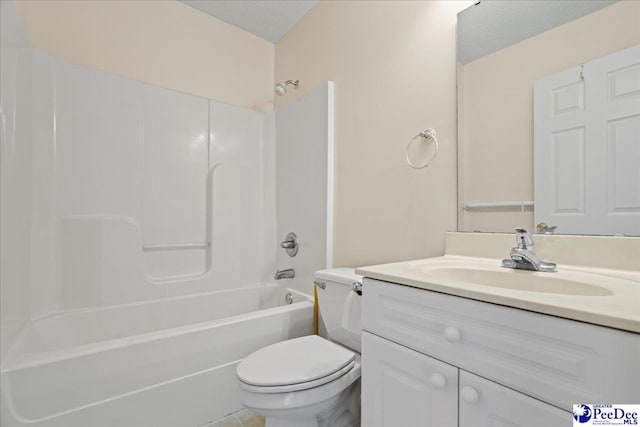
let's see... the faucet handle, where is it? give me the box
[514,228,535,251]
[536,223,558,234]
[280,232,298,257]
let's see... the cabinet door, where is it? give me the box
[362,332,458,427]
[459,371,569,427]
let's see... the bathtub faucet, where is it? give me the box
[274,269,295,280]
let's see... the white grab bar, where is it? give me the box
[143,242,209,250]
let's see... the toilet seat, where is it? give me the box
[237,335,356,393]
[238,359,355,393]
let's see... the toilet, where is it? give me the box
[236,268,363,427]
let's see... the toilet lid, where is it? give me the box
[237,335,356,387]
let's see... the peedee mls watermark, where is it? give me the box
[574,404,639,426]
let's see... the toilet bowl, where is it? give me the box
[236,268,363,427]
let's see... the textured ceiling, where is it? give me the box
[181,0,319,43]
[457,0,618,64]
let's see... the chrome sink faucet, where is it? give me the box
[501,229,557,272]
[274,268,295,280]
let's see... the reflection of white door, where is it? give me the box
[534,44,640,236]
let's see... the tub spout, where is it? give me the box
[274,269,295,280]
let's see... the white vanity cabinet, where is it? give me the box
[361,278,640,427]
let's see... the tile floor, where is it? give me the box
[203,409,265,427]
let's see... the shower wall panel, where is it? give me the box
[142,85,209,281]
[52,60,148,309]
[1,46,276,320]
[275,82,334,294]
[0,0,33,359]
[29,52,59,319]
[56,60,142,219]
[208,103,268,288]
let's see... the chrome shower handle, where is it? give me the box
[280,232,298,257]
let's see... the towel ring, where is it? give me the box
[405,128,438,169]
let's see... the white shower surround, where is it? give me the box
[1,1,334,424]
[0,46,276,313]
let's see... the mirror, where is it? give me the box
[457,0,640,236]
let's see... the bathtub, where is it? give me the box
[0,284,313,427]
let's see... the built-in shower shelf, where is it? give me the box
[142,242,210,251]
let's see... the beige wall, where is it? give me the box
[16,0,274,110]
[460,1,640,233]
[276,0,472,267]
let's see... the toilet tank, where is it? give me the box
[315,268,363,353]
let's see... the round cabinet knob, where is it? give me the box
[429,373,447,389]
[461,386,479,404]
[444,326,461,343]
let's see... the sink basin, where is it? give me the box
[422,267,614,296]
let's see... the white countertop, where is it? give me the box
[356,255,640,333]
